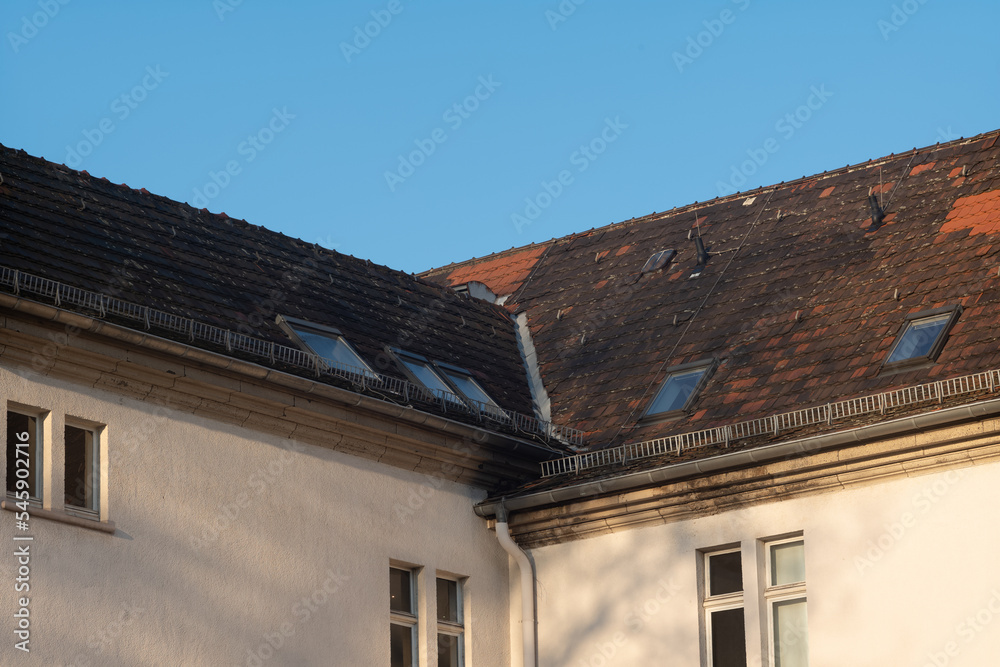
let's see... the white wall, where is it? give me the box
[0,365,510,666]
[532,457,1000,667]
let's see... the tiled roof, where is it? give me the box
[0,144,561,440]
[422,131,1000,461]
[423,243,552,302]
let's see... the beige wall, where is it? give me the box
[531,449,1000,666]
[0,365,510,666]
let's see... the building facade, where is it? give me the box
[3,130,1000,665]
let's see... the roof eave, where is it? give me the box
[474,394,1000,518]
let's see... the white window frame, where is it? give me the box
[6,405,46,506]
[276,315,378,381]
[762,536,808,667]
[702,546,747,667]
[390,565,419,667]
[63,418,107,521]
[436,575,466,667]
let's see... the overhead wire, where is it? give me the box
[607,188,777,446]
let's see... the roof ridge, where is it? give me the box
[421,128,1000,276]
[0,142,449,298]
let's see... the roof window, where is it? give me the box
[883,307,961,369]
[640,249,676,275]
[643,360,714,421]
[276,315,377,380]
[394,350,505,418]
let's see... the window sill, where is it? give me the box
[2,500,115,534]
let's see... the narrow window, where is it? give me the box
[436,577,465,667]
[64,424,98,514]
[645,362,713,420]
[703,549,747,667]
[277,315,377,380]
[764,539,808,667]
[6,411,41,501]
[390,567,418,667]
[884,307,960,368]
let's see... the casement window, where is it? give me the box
[883,306,961,369]
[764,538,808,667]
[699,537,809,667]
[64,422,99,516]
[277,315,377,381]
[390,566,418,667]
[436,577,465,667]
[6,410,42,502]
[703,548,747,667]
[4,407,110,531]
[644,360,714,420]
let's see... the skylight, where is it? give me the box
[441,370,498,409]
[276,315,377,380]
[399,356,458,402]
[395,351,503,415]
[884,308,960,368]
[644,363,711,419]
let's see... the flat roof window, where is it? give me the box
[399,356,457,401]
[276,315,377,380]
[440,369,499,409]
[644,362,713,420]
[884,307,960,369]
[394,351,504,417]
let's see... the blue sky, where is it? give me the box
[2,1,998,273]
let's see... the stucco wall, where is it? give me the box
[531,450,1000,667]
[0,365,510,666]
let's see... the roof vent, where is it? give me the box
[695,237,710,266]
[867,191,886,230]
[641,249,676,274]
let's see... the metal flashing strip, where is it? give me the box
[0,265,583,447]
[541,368,1000,477]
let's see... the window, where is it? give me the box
[644,361,713,420]
[6,410,41,502]
[703,549,747,667]
[764,538,808,667]
[437,364,507,421]
[277,315,377,380]
[884,307,961,368]
[399,354,459,403]
[390,566,418,667]
[436,577,465,667]
[394,351,504,418]
[64,423,98,515]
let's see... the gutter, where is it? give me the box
[0,293,561,465]
[475,395,1000,517]
[496,502,536,667]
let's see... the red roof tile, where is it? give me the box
[424,130,1000,453]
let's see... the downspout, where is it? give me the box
[496,501,536,667]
